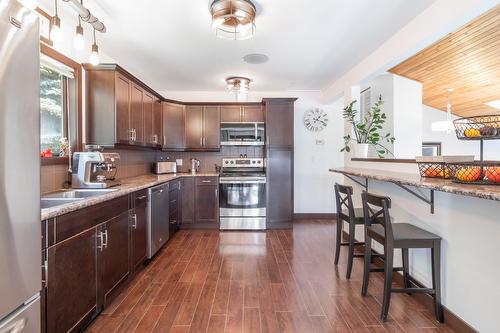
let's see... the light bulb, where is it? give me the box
[212,17,225,29]
[73,25,84,50]
[50,16,62,43]
[89,43,99,65]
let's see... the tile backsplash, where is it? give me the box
[40,149,156,194]
[157,146,264,173]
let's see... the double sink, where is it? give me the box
[41,189,118,209]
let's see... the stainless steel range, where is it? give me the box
[219,158,266,230]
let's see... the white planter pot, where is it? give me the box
[352,143,370,158]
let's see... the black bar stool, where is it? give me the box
[361,191,443,322]
[334,183,382,279]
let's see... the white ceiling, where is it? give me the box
[44,0,436,93]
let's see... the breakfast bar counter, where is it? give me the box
[330,167,500,202]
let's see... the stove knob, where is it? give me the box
[257,161,261,164]
[230,161,234,164]
[225,161,228,164]
[252,160,256,164]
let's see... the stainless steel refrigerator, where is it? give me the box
[0,1,41,332]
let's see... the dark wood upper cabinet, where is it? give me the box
[220,104,263,122]
[153,99,162,147]
[185,105,203,149]
[162,102,186,150]
[115,74,132,143]
[46,227,98,333]
[85,64,161,148]
[220,105,241,122]
[203,105,220,149]
[181,177,195,224]
[264,99,295,148]
[143,92,154,146]
[242,105,264,122]
[195,177,219,224]
[266,149,293,227]
[130,84,144,145]
[185,105,220,150]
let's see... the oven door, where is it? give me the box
[219,178,266,217]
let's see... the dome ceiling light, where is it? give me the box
[210,0,256,40]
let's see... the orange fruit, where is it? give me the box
[486,167,500,183]
[455,167,481,182]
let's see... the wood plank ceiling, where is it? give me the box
[389,5,500,117]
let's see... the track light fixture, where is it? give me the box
[89,28,100,65]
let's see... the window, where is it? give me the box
[40,65,65,152]
[39,45,82,163]
[360,87,371,122]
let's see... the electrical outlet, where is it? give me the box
[176,159,183,166]
[315,139,326,145]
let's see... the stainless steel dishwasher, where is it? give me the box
[147,182,170,258]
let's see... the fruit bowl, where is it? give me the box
[453,115,500,140]
[450,162,500,185]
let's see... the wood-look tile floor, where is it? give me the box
[86,220,455,333]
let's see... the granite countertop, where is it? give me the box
[41,173,219,220]
[330,167,500,202]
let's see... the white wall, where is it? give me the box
[360,74,422,158]
[162,90,345,214]
[423,105,500,160]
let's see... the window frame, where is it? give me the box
[40,44,82,165]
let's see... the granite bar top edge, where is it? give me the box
[329,167,500,202]
[41,173,219,220]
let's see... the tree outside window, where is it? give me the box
[40,65,65,153]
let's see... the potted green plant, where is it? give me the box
[341,96,395,158]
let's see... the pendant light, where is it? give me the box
[89,28,100,66]
[431,88,455,133]
[73,16,84,50]
[50,0,62,43]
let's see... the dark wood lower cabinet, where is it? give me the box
[131,190,148,272]
[181,177,195,225]
[195,177,219,225]
[267,149,293,228]
[46,227,98,333]
[100,211,130,307]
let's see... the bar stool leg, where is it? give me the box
[381,245,394,321]
[431,240,444,323]
[334,216,342,265]
[402,248,411,292]
[346,222,356,279]
[361,235,371,296]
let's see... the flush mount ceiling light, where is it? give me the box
[485,99,500,109]
[226,76,252,101]
[210,0,256,40]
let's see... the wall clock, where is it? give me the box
[303,108,328,132]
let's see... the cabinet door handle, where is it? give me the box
[103,230,109,249]
[42,259,48,288]
[170,199,177,204]
[129,129,134,141]
[170,220,177,225]
[97,231,104,252]
[215,188,218,198]
[201,180,212,183]
[131,214,137,229]
[267,135,270,146]
[137,195,147,200]
[163,135,166,145]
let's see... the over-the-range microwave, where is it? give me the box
[220,122,265,146]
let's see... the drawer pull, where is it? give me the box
[201,180,212,183]
[137,195,147,200]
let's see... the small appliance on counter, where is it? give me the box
[190,158,200,174]
[152,161,177,174]
[72,152,121,188]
